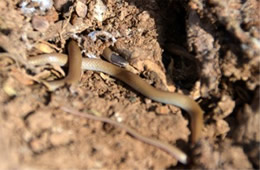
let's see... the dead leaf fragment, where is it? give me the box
[3,80,17,96]
[34,43,56,53]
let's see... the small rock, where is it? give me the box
[76,1,88,18]
[29,132,49,153]
[27,110,53,134]
[32,15,50,32]
[49,132,74,146]
[93,0,107,22]
[155,105,170,115]
[53,0,69,11]
[216,95,235,119]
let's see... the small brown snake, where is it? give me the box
[28,39,204,164]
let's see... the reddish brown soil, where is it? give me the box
[0,0,259,169]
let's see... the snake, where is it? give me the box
[28,39,204,163]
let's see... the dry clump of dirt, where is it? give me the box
[0,0,259,169]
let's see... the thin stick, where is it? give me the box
[61,106,188,164]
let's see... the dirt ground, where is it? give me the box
[0,0,259,169]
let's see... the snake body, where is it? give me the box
[28,40,203,161]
